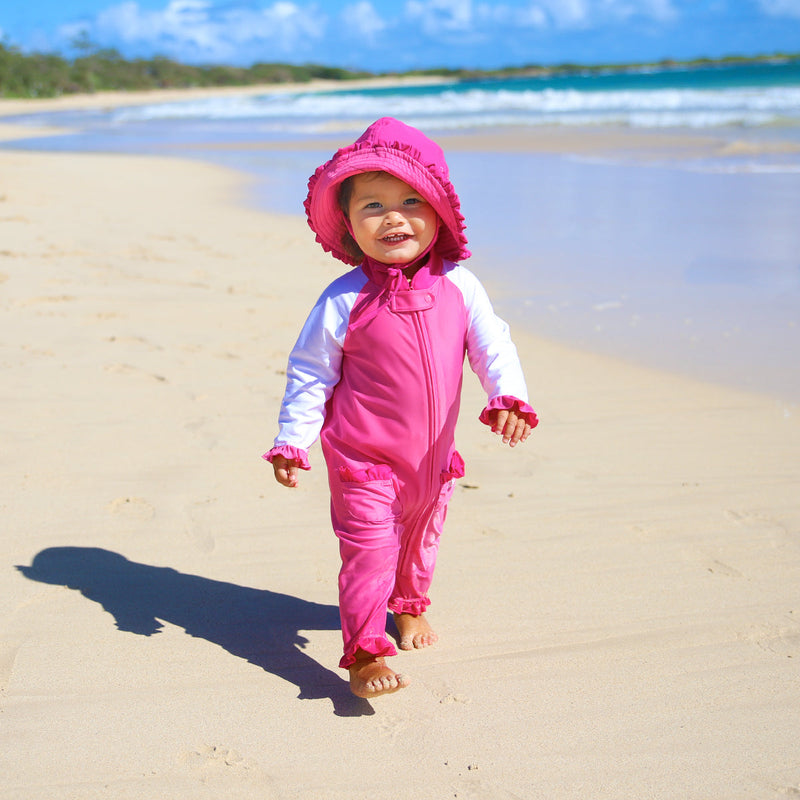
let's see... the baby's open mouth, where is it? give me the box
[382,233,411,243]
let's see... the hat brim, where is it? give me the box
[305,142,470,266]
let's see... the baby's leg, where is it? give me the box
[348,650,410,698]
[393,612,438,650]
[330,470,402,677]
[390,486,452,650]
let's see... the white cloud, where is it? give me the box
[404,0,475,35]
[44,0,710,68]
[477,0,676,30]
[58,0,327,62]
[474,2,544,27]
[341,2,387,39]
[758,0,800,17]
[612,0,677,23]
[50,0,688,66]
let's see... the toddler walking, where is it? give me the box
[264,117,537,698]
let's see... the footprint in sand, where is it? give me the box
[105,335,163,351]
[724,508,783,530]
[179,744,246,771]
[184,418,218,450]
[104,363,167,382]
[107,496,155,521]
[14,294,76,307]
[705,559,744,578]
[378,713,410,742]
[177,744,270,786]
[185,499,217,554]
[739,619,800,658]
[439,692,471,705]
[0,643,21,699]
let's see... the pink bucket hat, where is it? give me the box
[304,117,471,266]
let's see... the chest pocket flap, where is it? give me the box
[390,291,436,313]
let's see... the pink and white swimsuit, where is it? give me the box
[265,118,537,669]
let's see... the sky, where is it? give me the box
[1,0,799,72]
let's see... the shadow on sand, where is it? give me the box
[16,547,373,717]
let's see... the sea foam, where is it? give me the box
[110,82,800,131]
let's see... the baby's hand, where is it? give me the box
[487,406,532,447]
[272,454,301,487]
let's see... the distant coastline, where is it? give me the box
[402,51,800,81]
[1,40,798,101]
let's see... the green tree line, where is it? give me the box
[0,41,372,98]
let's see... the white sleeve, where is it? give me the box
[273,269,366,450]
[446,265,530,403]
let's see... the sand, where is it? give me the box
[1,116,799,799]
[0,75,449,118]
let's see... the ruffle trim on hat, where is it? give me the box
[262,445,311,470]
[305,138,470,267]
[478,396,539,429]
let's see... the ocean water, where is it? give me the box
[3,61,800,402]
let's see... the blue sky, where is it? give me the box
[1,0,799,71]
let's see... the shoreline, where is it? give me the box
[0,75,451,118]
[2,97,797,405]
[0,143,794,422]
[3,70,799,157]
[2,72,799,163]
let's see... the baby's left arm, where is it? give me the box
[485,403,533,447]
[451,266,538,441]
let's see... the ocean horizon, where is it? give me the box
[3,60,799,404]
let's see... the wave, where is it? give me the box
[112,83,800,130]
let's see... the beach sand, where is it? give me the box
[0,75,450,119]
[2,123,799,798]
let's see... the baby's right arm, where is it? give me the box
[265,269,365,487]
[266,303,342,487]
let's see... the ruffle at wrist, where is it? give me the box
[262,445,311,470]
[479,395,539,428]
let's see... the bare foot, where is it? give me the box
[348,655,410,698]
[393,612,439,651]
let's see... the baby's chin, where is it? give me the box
[381,248,428,265]
[373,252,417,265]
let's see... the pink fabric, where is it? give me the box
[304,117,470,266]
[441,450,466,483]
[331,449,462,669]
[270,258,536,669]
[479,395,539,429]
[262,445,311,470]
[337,464,394,483]
[321,256,471,669]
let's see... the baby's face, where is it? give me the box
[347,172,438,266]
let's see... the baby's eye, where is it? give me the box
[365,201,382,209]
[403,197,424,206]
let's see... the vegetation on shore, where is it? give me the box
[1,39,798,99]
[0,41,373,98]
[407,52,800,82]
